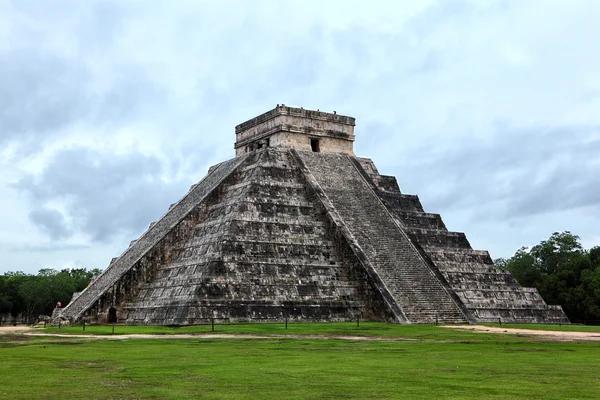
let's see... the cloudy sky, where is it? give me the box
[1,0,599,274]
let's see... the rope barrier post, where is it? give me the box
[211,318,215,332]
[112,323,115,335]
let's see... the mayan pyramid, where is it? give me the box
[58,106,568,325]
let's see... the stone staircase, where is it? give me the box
[293,150,467,324]
[352,157,569,324]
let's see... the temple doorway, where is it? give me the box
[108,307,117,323]
[310,138,320,152]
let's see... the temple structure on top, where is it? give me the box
[56,105,569,326]
[234,105,356,156]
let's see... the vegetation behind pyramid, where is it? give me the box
[58,106,568,325]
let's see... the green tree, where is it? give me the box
[0,267,101,323]
[530,231,584,275]
[0,276,14,322]
[500,231,600,322]
[589,246,600,268]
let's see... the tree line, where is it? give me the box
[495,231,600,322]
[0,268,101,324]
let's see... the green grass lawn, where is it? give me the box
[1,324,599,399]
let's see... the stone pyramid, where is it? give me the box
[58,106,568,325]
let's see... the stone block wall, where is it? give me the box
[58,155,248,323]
[119,149,390,324]
[265,132,354,155]
[235,106,355,156]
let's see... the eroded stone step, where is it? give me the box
[377,192,425,213]
[196,218,326,230]
[441,271,518,286]
[224,180,305,192]
[407,228,471,249]
[393,211,448,230]
[424,248,494,264]
[434,261,502,273]
[208,198,314,211]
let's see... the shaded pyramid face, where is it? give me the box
[122,149,389,324]
[59,106,569,325]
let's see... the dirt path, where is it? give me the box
[442,325,600,342]
[0,326,33,333]
[22,332,417,342]
[4,325,600,342]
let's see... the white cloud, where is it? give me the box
[1,0,599,273]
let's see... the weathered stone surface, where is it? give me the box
[235,105,355,156]
[293,150,467,324]
[352,157,568,324]
[122,150,383,324]
[57,155,248,322]
[57,106,568,325]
